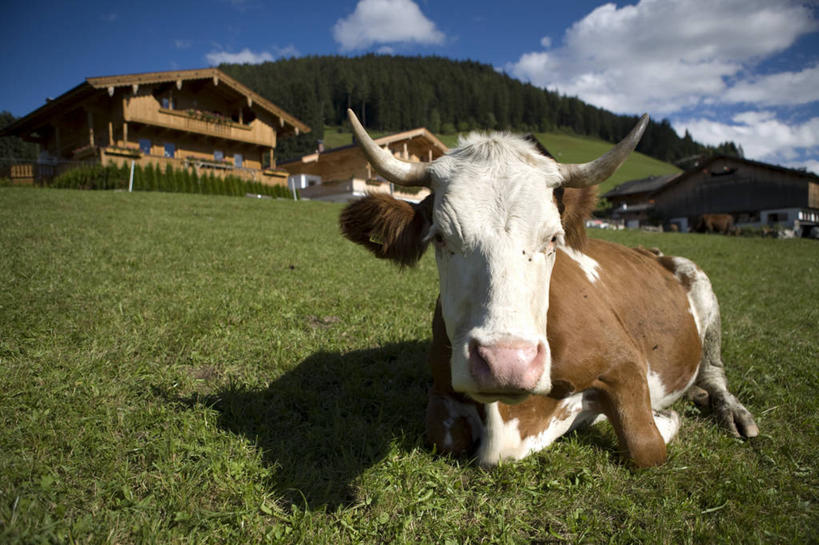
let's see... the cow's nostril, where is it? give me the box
[469,339,544,392]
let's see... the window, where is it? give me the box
[139,138,151,155]
[234,153,243,168]
[164,143,175,158]
[214,150,224,161]
[161,97,169,109]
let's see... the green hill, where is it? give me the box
[220,55,740,167]
[321,124,680,196]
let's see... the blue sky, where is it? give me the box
[2,0,818,172]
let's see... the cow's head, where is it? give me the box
[341,109,648,404]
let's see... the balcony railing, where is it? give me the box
[126,107,267,146]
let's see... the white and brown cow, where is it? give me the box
[340,109,758,468]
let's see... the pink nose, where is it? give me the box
[469,339,545,392]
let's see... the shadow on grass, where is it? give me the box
[176,341,431,510]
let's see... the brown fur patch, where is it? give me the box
[557,186,597,251]
[339,193,433,267]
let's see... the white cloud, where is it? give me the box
[540,36,551,49]
[801,160,819,174]
[175,40,191,50]
[722,64,819,106]
[205,48,274,65]
[333,0,445,51]
[507,0,818,115]
[674,112,819,170]
[273,44,300,59]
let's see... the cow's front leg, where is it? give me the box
[425,389,482,457]
[598,367,673,468]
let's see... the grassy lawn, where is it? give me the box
[1,187,816,544]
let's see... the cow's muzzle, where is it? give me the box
[468,338,546,394]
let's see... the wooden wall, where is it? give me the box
[655,159,813,218]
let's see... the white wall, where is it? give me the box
[288,173,322,191]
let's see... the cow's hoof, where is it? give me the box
[711,392,759,439]
[686,385,710,408]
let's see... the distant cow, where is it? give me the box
[340,110,758,468]
[694,214,735,235]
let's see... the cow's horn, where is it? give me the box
[347,108,430,187]
[557,114,649,188]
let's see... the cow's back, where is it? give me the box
[547,239,702,402]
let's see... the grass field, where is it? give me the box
[1,187,817,544]
[322,124,680,196]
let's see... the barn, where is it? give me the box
[602,174,680,228]
[604,156,819,235]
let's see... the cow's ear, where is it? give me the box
[339,193,433,267]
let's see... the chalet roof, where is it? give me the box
[279,127,448,167]
[606,154,819,203]
[637,154,818,202]
[1,67,310,137]
[674,154,819,184]
[602,174,680,198]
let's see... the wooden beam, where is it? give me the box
[108,121,114,146]
[123,122,128,145]
[176,79,182,90]
[132,83,139,94]
[87,110,94,146]
[108,86,114,97]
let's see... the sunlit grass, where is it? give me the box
[0,187,816,543]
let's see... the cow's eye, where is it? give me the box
[542,233,562,255]
[433,233,446,248]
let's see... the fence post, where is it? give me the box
[128,160,135,192]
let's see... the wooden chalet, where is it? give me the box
[604,156,819,235]
[279,128,447,203]
[1,68,309,185]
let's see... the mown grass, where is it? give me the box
[1,187,816,544]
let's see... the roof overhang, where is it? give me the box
[281,127,448,168]
[1,67,310,138]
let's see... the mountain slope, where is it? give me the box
[220,55,740,165]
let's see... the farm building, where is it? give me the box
[604,156,819,235]
[602,174,680,228]
[279,127,447,203]
[0,68,309,185]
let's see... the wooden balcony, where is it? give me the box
[125,107,273,147]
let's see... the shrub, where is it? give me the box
[50,165,127,190]
[45,161,293,200]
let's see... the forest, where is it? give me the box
[219,55,742,163]
[1,55,741,166]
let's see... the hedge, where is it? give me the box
[48,163,293,199]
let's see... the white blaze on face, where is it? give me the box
[426,134,566,399]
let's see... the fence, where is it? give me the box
[1,158,98,185]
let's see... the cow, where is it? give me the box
[694,214,735,235]
[339,109,758,468]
